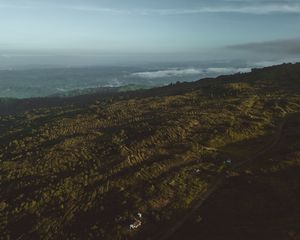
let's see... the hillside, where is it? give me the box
[171,112,300,240]
[0,63,300,240]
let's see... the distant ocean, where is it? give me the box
[0,57,289,98]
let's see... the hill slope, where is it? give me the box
[0,63,300,240]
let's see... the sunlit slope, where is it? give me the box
[0,63,300,240]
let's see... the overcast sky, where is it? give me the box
[0,0,300,64]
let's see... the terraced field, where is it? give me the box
[0,63,300,239]
[173,112,300,240]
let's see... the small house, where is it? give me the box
[130,219,142,230]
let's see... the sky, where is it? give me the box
[0,0,300,65]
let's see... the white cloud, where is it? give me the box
[154,4,300,15]
[67,4,300,15]
[131,68,204,79]
[131,67,252,79]
[207,67,251,74]
[0,54,12,58]
[2,2,300,15]
[66,6,132,14]
[0,4,34,9]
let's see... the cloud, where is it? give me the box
[0,4,34,9]
[68,4,300,15]
[131,67,252,79]
[0,54,12,58]
[2,1,300,15]
[150,4,300,15]
[131,68,204,79]
[229,39,300,54]
[206,67,251,74]
[66,6,132,15]
[66,1,300,15]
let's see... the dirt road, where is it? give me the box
[152,113,294,240]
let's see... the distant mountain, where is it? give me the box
[0,63,300,240]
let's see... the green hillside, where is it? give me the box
[0,63,300,240]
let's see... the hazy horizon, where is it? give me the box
[0,0,300,68]
[1,0,300,98]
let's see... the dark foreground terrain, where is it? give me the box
[173,112,300,240]
[0,63,300,239]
